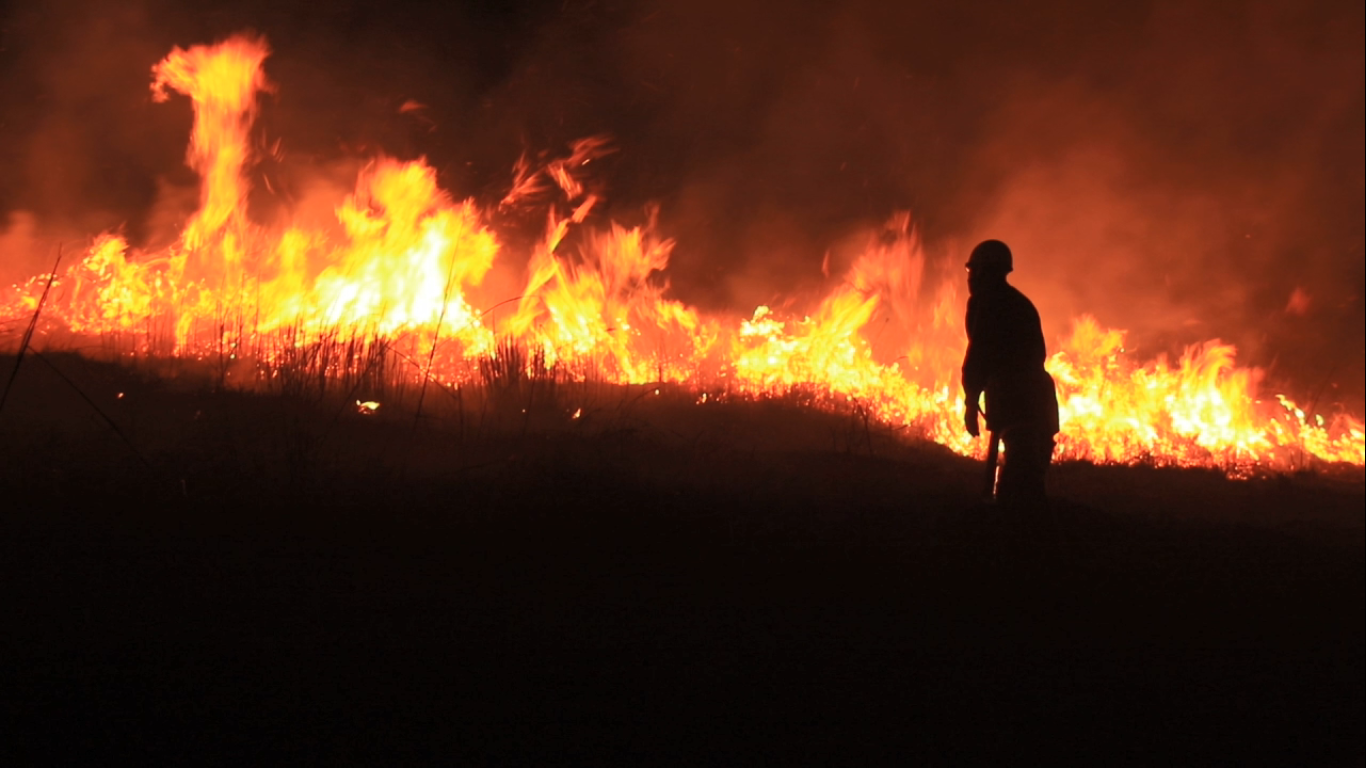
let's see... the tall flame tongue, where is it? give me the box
[2,34,1362,473]
[152,34,270,259]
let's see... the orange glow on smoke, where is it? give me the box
[3,35,1362,472]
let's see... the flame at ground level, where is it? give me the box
[2,34,1361,473]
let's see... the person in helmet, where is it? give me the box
[961,239,1060,507]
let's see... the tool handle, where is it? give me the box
[982,432,1001,501]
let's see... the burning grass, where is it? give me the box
[2,28,1361,766]
[1,348,1361,521]
[2,33,1362,475]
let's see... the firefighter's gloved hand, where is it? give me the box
[964,402,981,438]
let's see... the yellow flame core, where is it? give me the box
[3,35,1362,473]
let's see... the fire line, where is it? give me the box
[2,34,1362,472]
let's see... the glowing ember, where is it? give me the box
[2,34,1362,473]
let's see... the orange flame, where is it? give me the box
[3,34,1362,473]
[152,34,271,263]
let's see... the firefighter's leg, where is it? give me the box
[998,428,1054,507]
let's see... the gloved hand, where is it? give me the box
[964,402,981,438]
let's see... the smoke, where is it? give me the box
[1,0,1361,408]
[956,1,1365,411]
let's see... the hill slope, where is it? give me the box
[1,353,1362,763]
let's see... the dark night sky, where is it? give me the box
[1,0,1362,409]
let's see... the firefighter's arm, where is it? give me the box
[961,298,987,438]
[962,350,985,438]
[963,400,981,438]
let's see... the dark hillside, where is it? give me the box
[1,353,1362,763]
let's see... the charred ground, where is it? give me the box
[1,352,1362,762]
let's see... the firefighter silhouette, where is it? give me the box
[961,239,1060,506]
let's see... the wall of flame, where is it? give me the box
[1,35,1361,471]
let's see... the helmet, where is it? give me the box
[966,239,1012,273]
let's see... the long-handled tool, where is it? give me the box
[981,430,1001,502]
